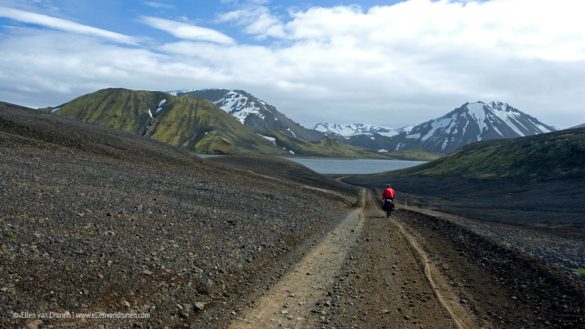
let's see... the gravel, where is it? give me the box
[0,106,351,328]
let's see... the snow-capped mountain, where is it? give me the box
[387,101,556,153]
[326,101,556,154]
[171,89,323,141]
[313,123,403,138]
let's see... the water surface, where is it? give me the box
[285,157,426,174]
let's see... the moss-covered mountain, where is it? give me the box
[50,88,284,154]
[397,127,585,181]
[174,89,324,141]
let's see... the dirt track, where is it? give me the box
[228,190,485,329]
[227,189,585,329]
[229,190,366,328]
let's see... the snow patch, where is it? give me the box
[148,108,153,119]
[421,116,455,142]
[286,127,297,138]
[50,107,60,113]
[465,102,488,134]
[378,149,389,153]
[399,125,415,134]
[258,134,277,145]
[490,106,526,136]
[314,123,399,137]
[155,99,167,113]
[216,90,265,124]
[441,138,449,150]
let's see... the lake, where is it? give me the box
[198,154,426,174]
[285,157,426,174]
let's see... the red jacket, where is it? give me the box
[382,187,396,200]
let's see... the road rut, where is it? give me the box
[229,190,367,328]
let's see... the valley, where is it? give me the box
[2,2,585,328]
[1,103,584,329]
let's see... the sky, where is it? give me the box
[1,0,584,129]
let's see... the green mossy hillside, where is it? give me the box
[52,88,282,154]
[397,128,585,181]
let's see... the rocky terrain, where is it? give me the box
[1,102,584,329]
[395,208,585,329]
[400,204,585,278]
[0,104,354,328]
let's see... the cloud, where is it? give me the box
[217,6,285,39]
[143,2,174,9]
[141,16,235,44]
[2,0,585,129]
[0,6,138,44]
[0,29,230,106]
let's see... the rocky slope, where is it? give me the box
[49,88,282,155]
[173,89,323,141]
[0,102,353,328]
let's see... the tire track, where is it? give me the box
[394,219,483,329]
[228,190,367,329]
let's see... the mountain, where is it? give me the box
[313,123,417,153]
[49,88,283,155]
[172,89,323,142]
[572,123,585,129]
[337,101,556,154]
[313,123,403,138]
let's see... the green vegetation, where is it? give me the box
[271,130,373,158]
[574,269,585,276]
[50,88,441,159]
[148,95,279,154]
[4,232,16,241]
[10,180,57,193]
[53,88,282,155]
[387,149,441,161]
[56,88,166,134]
[395,128,585,182]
